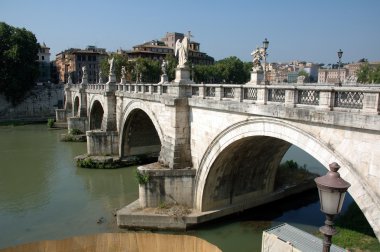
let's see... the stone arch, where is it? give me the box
[73,96,80,117]
[89,99,104,130]
[194,117,379,237]
[119,100,163,159]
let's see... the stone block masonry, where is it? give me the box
[0,85,63,122]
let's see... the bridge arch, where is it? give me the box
[73,96,80,117]
[119,100,163,159]
[194,117,379,235]
[89,99,104,130]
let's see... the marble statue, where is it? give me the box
[82,66,87,79]
[175,36,189,68]
[121,66,126,79]
[98,70,103,83]
[161,60,167,75]
[108,57,115,75]
[251,46,263,71]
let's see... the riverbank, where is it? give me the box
[327,202,380,251]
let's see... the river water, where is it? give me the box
[0,124,353,251]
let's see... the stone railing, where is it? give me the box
[186,83,380,114]
[115,83,170,94]
[69,81,380,114]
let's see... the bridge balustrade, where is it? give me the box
[75,81,380,114]
[185,84,379,113]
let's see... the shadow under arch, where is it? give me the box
[73,96,80,117]
[89,100,104,130]
[119,101,163,160]
[194,117,377,236]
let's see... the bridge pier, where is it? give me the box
[67,116,88,134]
[87,130,119,156]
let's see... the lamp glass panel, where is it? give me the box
[318,189,343,215]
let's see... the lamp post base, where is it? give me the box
[319,214,338,252]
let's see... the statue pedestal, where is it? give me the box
[109,73,116,83]
[247,70,264,85]
[159,74,169,84]
[173,67,194,85]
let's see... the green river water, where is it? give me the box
[0,124,353,251]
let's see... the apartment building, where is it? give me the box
[36,42,51,84]
[124,32,214,65]
[55,46,107,84]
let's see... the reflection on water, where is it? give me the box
[0,124,354,251]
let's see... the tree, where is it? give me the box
[0,22,39,105]
[165,54,177,81]
[298,69,310,82]
[193,56,251,84]
[100,53,132,82]
[357,63,380,84]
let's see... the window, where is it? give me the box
[42,56,45,60]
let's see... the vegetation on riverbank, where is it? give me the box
[76,156,123,169]
[60,128,86,142]
[274,160,318,189]
[330,202,380,251]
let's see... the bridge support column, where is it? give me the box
[102,80,117,131]
[87,130,119,156]
[159,98,192,169]
[78,89,87,117]
[138,164,196,208]
[55,109,67,122]
[68,116,88,134]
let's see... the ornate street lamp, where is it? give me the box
[315,162,351,252]
[263,38,269,85]
[337,49,343,86]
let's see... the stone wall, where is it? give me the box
[0,85,63,122]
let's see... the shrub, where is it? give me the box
[69,128,82,135]
[47,118,55,128]
[135,170,150,185]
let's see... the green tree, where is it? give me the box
[193,56,251,84]
[100,53,132,82]
[165,54,177,81]
[298,69,310,81]
[134,58,160,83]
[357,63,380,84]
[0,22,39,105]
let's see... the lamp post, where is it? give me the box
[262,38,269,84]
[337,49,343,86]
[315,162,351,252]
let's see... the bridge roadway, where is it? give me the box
[57,76,380,239]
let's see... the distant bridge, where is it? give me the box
[57,74,380,239]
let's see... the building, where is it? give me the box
[55,46,107,84]
[125,40,174,61]
[37,42,51,84]
[318,68,348,84]
[124,32,214,65]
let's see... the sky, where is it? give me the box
[1,0,379,64]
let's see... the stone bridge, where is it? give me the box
[57,72,380,239]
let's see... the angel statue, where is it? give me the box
[175,36,189,68]
[251,46,263,71]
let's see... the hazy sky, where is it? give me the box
[1,0,379,64]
